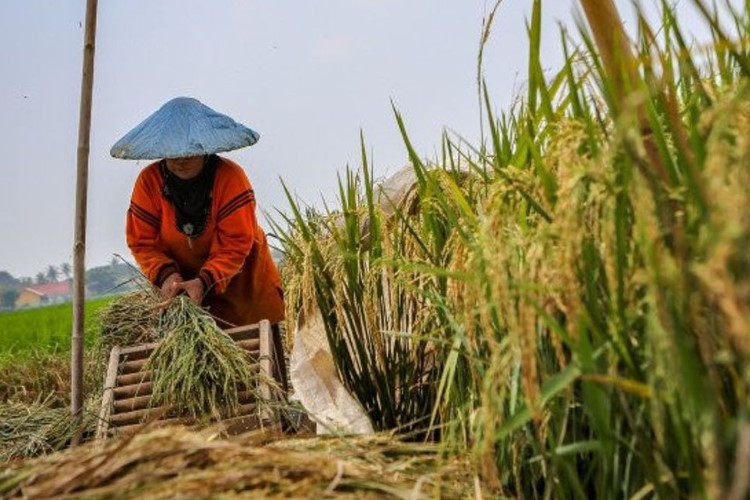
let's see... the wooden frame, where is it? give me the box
[258,320,273,421]
[96,320,278,440]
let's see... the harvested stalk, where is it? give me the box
[0,398,96,462]
[96,288,162,353]
[146,296,259,419]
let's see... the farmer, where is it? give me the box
[111,97,285,331]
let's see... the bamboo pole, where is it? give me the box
[71,0,99,420]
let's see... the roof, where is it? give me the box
[24,280,71,298]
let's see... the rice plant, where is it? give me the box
[277,0,750,497]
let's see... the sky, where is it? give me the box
[0,0,722,278]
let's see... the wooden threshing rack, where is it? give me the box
[96,320,278,439]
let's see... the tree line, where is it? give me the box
[0,258,139,310]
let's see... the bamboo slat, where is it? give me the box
[113,381,152,400]
[226,324,260,341]
[117,343,157,361]
[113,403,258,436]
[258,320,273,422]
[236,338,261,351]
[114,389,257,414]
[116,371,152,387]
[120,358,148,374]
[95,346,121,440]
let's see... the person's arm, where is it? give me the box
[126,168,181,291]
[197,165,257,296]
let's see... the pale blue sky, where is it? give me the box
[0,1,718,277]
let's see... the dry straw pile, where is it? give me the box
[0,428,475,498]
[0,398,97,462]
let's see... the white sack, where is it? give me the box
[289,311,374,435]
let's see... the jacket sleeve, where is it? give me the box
[126,170,179,286]
[198,168,257,295]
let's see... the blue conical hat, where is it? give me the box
[110,97,259,160]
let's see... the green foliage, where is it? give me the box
[85,262,140,296]
[0,289,19,310]
[0,271,17,287]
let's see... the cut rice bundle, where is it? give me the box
[146,296,259,419]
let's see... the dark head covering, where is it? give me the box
[160,155,218,238]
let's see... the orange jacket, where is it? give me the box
[126,156,284,327]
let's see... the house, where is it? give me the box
[15,281,72,308]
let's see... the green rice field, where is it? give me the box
[0,297,112,357]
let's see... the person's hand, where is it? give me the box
[177,278,204,305]
[160,272,183,301]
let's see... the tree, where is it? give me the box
[86,265,118,296]
[0,271,17,287]
[0,289,19,309]
[35,272,47,284]
[46,265,59,283]
[60,262,72,281]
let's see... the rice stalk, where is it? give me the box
[146,296,263,419]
